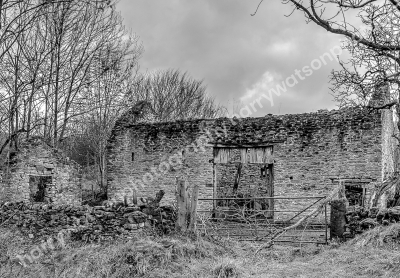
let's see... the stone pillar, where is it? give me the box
[330,199,347,239]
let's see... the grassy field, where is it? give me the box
[1,225,400,278]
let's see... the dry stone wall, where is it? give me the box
[107,108,387,219]
[0,201,175,242]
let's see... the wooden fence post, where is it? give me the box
[132,188,138,205]
[189,184,199,231]
[186,186,191,217]
[213,163,217,210]
[176,180,188,232]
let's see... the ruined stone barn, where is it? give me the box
[106,107,398,217]
[0,137,82,205]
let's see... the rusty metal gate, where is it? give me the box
[196,196,328,245]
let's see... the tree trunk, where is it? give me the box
[0,0,4,30]
[370,175,400,208]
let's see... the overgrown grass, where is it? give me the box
[1,226,400,277]
[350,223,400,249]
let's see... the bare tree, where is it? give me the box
[66,31,143,193]
[0,0,112,62]
[130,69,226,122]
[0,0,135,152]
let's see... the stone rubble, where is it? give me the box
[0,199,176,243]
[344,205,400,238]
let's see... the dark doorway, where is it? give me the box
[345,184,364,206]
[263,163,274,218]
[29,176,52,202]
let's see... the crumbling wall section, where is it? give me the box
[0,138,82,206]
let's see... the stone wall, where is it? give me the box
[107,108,387,219]
[0,201,175,242]
[107,118,215,208]
[0,138,82,206]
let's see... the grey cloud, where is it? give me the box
[117,0,343,116]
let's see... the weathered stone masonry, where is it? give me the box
[0,200,175,243]
[107,108,397,217]
[0,137,82,206]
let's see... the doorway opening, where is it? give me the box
[345,184,365,206]
[213,146,274,218]
[29,176,52,202]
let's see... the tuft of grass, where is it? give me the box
[212,258,241,278]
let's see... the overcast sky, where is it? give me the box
[116,0,346,117]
